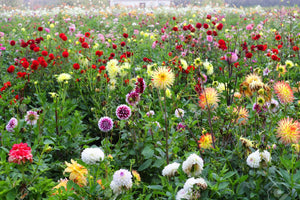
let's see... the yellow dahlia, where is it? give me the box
[64,159,88,186]
[233,107,249,125]
[276,64,287,77]
[199,88,219,109]
[240,137,254,148]
[52,178,68,195]
[276,117,300,145]
[245,73,262,86]
[274,81,294,104]
[198,133,214,149]
[151,67,175,89]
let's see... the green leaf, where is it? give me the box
[218,182,229,190]
[152,159,165,168]
[142,145,154,159]
[138,159,152,171]
[147,185,163,190]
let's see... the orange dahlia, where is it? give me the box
[274,81,294,104]
[199,88,219,109]
[276,117,300,145]
[52,178,68,195]
[233,107,249,125]
[198,133,214,149]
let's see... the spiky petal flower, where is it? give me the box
[151,67,175,89]
[25,110,39,125]
[162,162,180,177]
[246,150,261,168]
[116,105,131,120]
[64,159,88,186]
[198,88,219,109]
[182,153,204,177]
[233,107,249,125]
[126,90,140,106]
[198,133,214,149]
[6,117,18,132]
[274,81,294,104]
[8,142,33,164]
[52,178,68,194]
[276,117,300,145]
[98,117,113,132]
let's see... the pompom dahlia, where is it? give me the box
[116,105,131,120]
[276,117,300,145]
[98,117,113,132]
[110,169,133,194]
[162,162,180,177]
[81,147,105,165]
[198,88,219,109]
[274,81,294,104]
[6,117,18,132]
[246,150,261,168]
[182,153,204,177]
[8,142,33,164]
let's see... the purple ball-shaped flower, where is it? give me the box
[98,117,113,132]
[126,91,140,106]
[116,105,131,120]
[6,117,18,132]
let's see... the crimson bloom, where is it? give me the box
[7,65,15,73]
[8,143,33,164]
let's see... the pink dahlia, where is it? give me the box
[98,117,113,132]
[116,105,131,120]
[135,78,146,94]
[126,91,140,106]
[8,142,33,164]
[6,117,18,132]
[25,110,39,125]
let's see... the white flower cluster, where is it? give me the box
[110,169,133,194]
[170,153,207,199]
[182,153,204,177]
[203,60,214,75]
[246,150,271,168]
[162,162,180,177]
[81,147,105,165]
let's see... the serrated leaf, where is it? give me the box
[138,159,152,171]
[142,145,154,159]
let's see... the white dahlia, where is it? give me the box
[260,150,271,163]
[162,162,180,177]
[182,154,204,177]
[110,169,133,193]
[246,150,261,168]
[81,147,105,165]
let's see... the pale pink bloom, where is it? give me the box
[246,24,254,30]
[207,35,213,42]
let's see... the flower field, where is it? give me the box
[0,3,299,200]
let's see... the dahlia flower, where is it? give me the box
[135,77,146,94]
[198,88,219,109]
[274,81,294,104]
[260,150,271,163]
[98,117,113,132]
[116,105,131,120]
[57,73,71,82]
[126,90,140,106]
[52,178,68,194]
[25,110,39,125]
[6,117,18,132]
[81,147,105,165]
[183,177,207,192]
[198,133,214,149]
[8,142,33,164]
[276,117,300,145]
[110,169,133,194]
[64,159,88,186]
[182,154,204,177]
[175,108,184,118]
[233,107,249,125]
[151,67,175,89]
[162,162,180,177]
[246,150,261,168]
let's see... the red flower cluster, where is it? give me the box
[218,39,227,51]
[8,143,33,164]
[1,81,11,92]
[59,33,68,41]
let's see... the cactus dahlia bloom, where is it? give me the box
[151,67,175,89]
[8,143,33,164]
[64,159,88,186]
[274,81,294,104]
[198,88,219,109]
[276,117,300,145]
[233,107,249,125]
[198,133,214,149]
[52,178,68,194]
